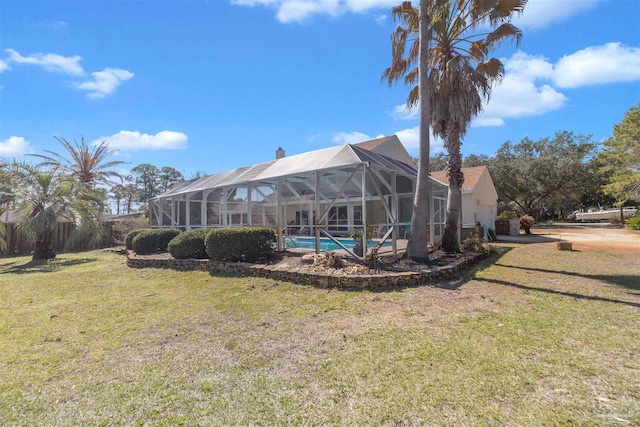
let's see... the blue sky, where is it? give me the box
[1,0,639,179]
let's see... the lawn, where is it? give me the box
[1,243,638,425]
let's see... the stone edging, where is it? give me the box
[126,252,488,290]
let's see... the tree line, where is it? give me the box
[425,103,639,221]
[108,164,187,215]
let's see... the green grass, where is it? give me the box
[0,244,638,425]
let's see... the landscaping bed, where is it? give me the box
[127,249,487,290]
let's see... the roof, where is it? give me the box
[155,141,421,199]
[430,165,489,192]
[354,135,416,166]
[354,136,393,151]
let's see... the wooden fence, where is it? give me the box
[1,222,113,256]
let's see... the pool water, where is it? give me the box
[285,237,391,251]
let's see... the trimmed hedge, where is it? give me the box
[132,228,181,255]
[205,227,275,262]
[168,228,210,259]
[125,228,148,250]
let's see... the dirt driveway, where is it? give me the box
[500,223,640,253]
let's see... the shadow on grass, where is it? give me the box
[495,234,562,245]
[0,257,97,275]
[494,263,640,291]
[478,277,640,309]
[433,246,515,291]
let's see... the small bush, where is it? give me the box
[168,228,210,259]
[132,228,181,255]
[113,217,148,247]
[126,228,148,250]
[205,227,275,262]
[626,216,640,230]
[519,214,536,234]
[497,211,518,220]
[461,237,493,254]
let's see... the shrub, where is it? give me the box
[168,228,210,259]
[497,211,518,220]
[461,237,493,254]
[519,214,536,234]
[132,228,181,255]
[626,216,640,230]
[126,228,148,250]
[113,217,149,247]
[205,227,275,262]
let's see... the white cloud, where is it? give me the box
[473,44,640,126]
[391,104,419,120]
[93,131,188,151]
[553,42,640,88]
[331,131,374,145]
[232,0,600,25]
[3,48,134,98]
[513,0,601,30]
[5,48,84,76]
[393,126,444,154]
[0,136,34,158]
[75,68,134,98]
[231,0,398,23]
[474,73,567,127]
[374,14,387,24]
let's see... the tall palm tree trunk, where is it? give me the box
[442,127,464,253]
[33,229,56,260]
[406,0,431,262]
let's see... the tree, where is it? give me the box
[110,184,128,215]
[10,162,101,260]
[131,164,160,203]
[598,102,640,207]
[0,161,16,251]
[463,154,490,168]
[385,0,525,253]
[429,152,447,172]
[488,131,599,218]
[33,136,124,188]
[159,166,184,193]
[384,0,444,261]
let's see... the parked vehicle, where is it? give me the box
[573,207,638,222]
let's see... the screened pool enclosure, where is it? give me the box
[149,139,448,259]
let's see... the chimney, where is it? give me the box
[276,147,285,159]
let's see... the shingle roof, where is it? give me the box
[430,165,488,192]
[353,136,393,151]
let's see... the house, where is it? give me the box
[430,165,498,237]
[149,136,449,258]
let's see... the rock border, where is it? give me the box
[127,251,489,290]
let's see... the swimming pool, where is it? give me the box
[284,236,391,251]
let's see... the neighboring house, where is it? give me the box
[430,165,498,236]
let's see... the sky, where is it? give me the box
[1,0,639,179]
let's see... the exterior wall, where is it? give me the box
[471,172,498,229]
[461,194,475,227]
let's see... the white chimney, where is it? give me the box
[276,147,285,159]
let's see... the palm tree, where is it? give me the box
[384,0,525,253]
[0,161,15,251]
[11,162,101,260]
[33,135,124,188]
